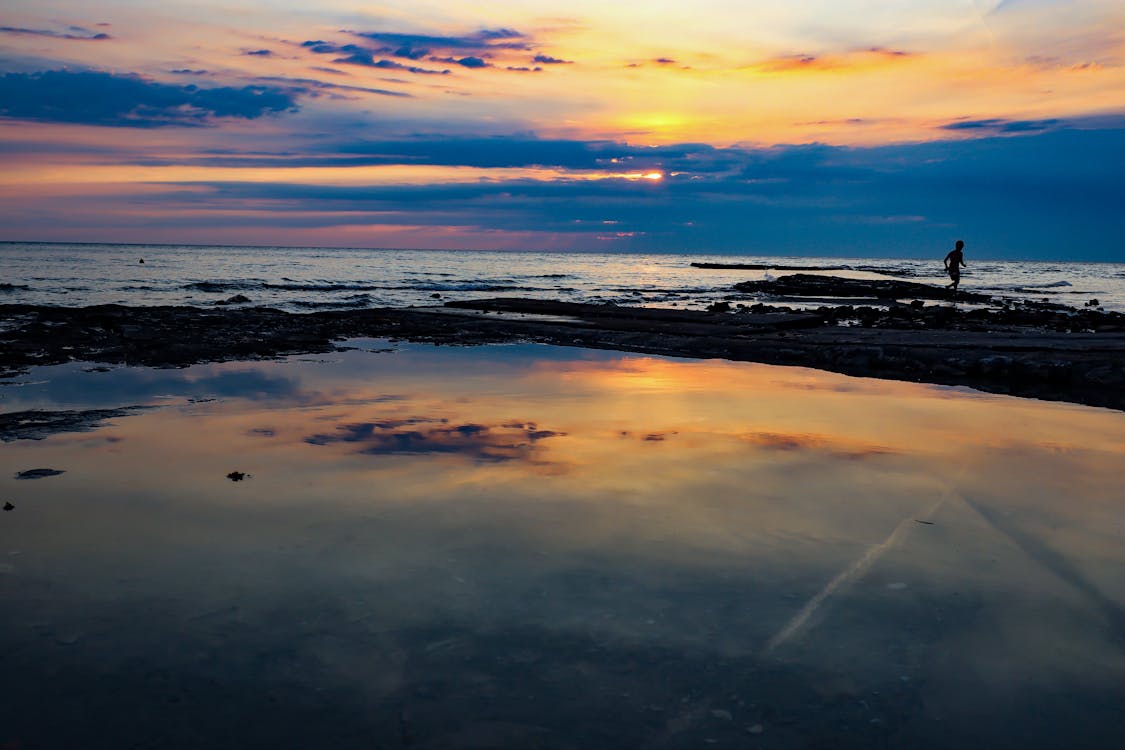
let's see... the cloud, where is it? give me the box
[302,28,541,74]
[0,25,110,41]
[352,28,531,56]
[140,124,1124,259]
[301,41,450,74]
[0,69,298,127]
[940,117,1061,134]
[244,49,273,57]
[254,75,411,99]
[533,54,572,65]
[755,47,915,73]
[429,55,490,68]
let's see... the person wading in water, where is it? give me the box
[944,240,966,293]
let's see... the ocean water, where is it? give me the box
[2,242,1124,312]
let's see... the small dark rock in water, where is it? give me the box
[2,502,13,511]
[226,471,247,481]
[15,468,65,480]
[214,294,251,306]
[706,301,731,313]
[139,258,145,264]
[1086,299,1101,307]
[431,293,442,299]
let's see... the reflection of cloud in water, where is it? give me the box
[742,431,896,459]
[305,418,565,463]
[32,365,313,406]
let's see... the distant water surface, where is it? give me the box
[2,242,1123,311]
[2,343,1124,748]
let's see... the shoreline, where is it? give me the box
[3,283,1125,413]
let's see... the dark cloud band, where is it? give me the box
[0,69,297,127]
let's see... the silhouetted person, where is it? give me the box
[944,240,966,292]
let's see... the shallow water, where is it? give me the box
[2,343,1124,748]
[3,242,1124,312]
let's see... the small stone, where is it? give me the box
[3,502,13,511]
[226,471,247,482]
[431,293,442,299]
[747,724,764,735]
[15,468,65,480]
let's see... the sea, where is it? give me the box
[2,241,1124,312]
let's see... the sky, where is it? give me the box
[1,0,1123,259]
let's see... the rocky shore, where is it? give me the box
[2,274,1124,412]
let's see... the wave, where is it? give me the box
[1020,280,1072,289]
[185,280,264,293]
[290,295,374,309]
[692,262,854,271]
[184,279,552,293]
[852,265,926,278]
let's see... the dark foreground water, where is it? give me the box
[2,343,1124,748]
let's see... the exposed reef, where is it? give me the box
[2,295,1124,411]
[732,273,992,302]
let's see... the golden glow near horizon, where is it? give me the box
[1,0,1123,248]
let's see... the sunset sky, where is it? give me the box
[1,0,1123,258]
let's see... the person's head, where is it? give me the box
[955,240,964,250]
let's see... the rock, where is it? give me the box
[214,294,251,306]
[431,293,442,299]
[2,407,148,442]
[3,502,13,511]
[733,273,991,302]
[14,468,65,480]
[977,355,1012,376]
[706,301,731,313]
[226,471,247,481]
[1086,298,1100,307]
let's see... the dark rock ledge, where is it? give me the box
[2,298,1124,412]
[0,407,150,442]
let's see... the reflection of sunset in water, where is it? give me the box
[2,342,1124,747]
